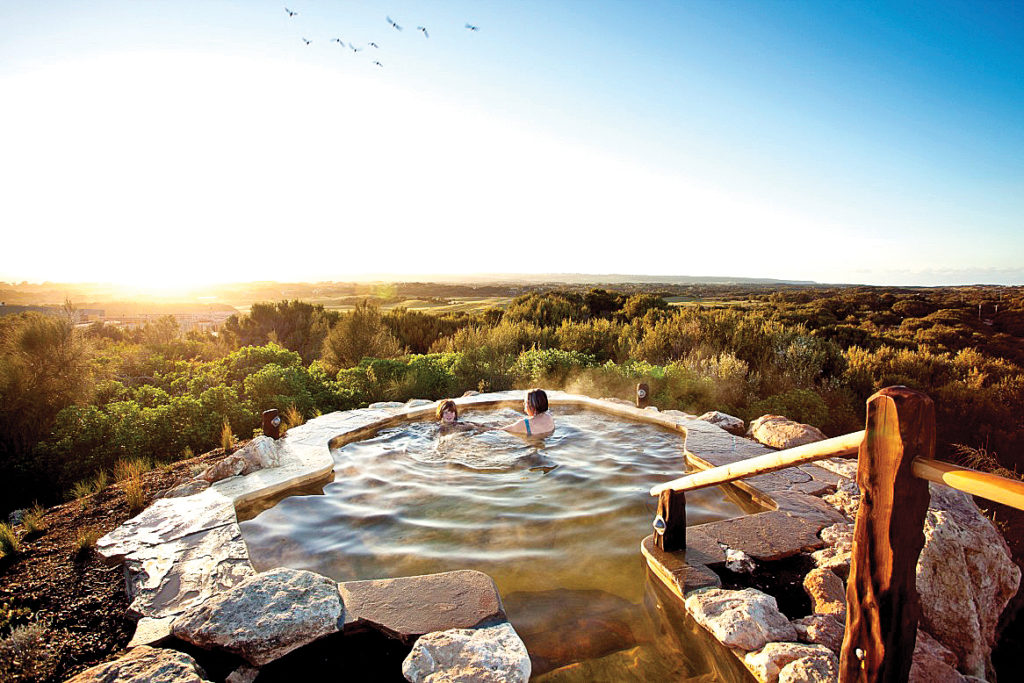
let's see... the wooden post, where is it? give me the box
[262,408,282,439]
[653,489,686,552]
[839,387,933,682]
[636,383,649,408]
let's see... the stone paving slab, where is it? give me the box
[641,534,722,601]
[97,489,236,563]
[695,511,826,562]
[125,522,255,619]
[774,493,849,527]
[213,442,333,508]
[339,569,506,645]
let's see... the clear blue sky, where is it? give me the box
[1,1,1021,287]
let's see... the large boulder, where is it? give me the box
[778,653,839,683]
[402,621,531,683]
[65,646,210,683]
[196,454,246,483]
[235,435,283,474]
[684,588,796,652]
[744,642,836,683]
[916,484,1021,678]
[747,415,827,450]
[697,411,745,435]
[171,567,344,666]
[910,629,968,683]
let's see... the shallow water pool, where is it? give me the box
[240,407,758,679]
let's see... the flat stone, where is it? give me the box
[774,494,849,527]
[402,621,531,683]
[792,614,844,653]
[65,645,211,683]
[406,398,434,407]
[778,653,839,683]
[124,523,255,619]
[641,534,722,597]
[127,616,175,648]
[697,511,825,562]
[171,567,343,666]
[96,489,236,563]
[744,642,836,683]
[814,458,858,480]
[339,569,505,644]
[799,464,844,486]
[368,401,405,409]
[685,587,797,652]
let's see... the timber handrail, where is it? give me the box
[649,430,864,497]
[912,457,1024,510]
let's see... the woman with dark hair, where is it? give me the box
[499,388,554,436]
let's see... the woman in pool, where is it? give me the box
[499,388,554,436]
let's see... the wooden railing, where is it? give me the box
[648,386,1024,682]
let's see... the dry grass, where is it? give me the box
[72,529,101,560]
[20,503,45,536]
[0,620,54,681]
[952,443,1022,481]
[221,419,235,453]
[0,523,20,558]
[113,457,152,483]
[122,476,146,515]
[283,404,305,430]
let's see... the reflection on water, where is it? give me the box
[240,408,755,680]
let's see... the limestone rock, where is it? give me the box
[197,454,246,483]
[803,568,846,619]
[65,645,210,683]
[159,480,211,499]
[822,477,860,519]
[792,614,844,653]
[697,411,746,435]
[402,622,531,683]
[340,570,505,645]
[225,666,260,683]
[171,567,343,666]
[916,484,1021,678]
[813,458,858,480]
[406,399,434,407]
[461,390,480,397]
[812,523,854,580]
[778,653,839,683]
[684,588,796,652]
[744,642,836,683]
[747,415,827,450]
[369,401,405,409]
[235,435,283,475]
[910,629,965,683]
[127,616,175,648]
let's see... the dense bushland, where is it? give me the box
[1,285,1021,513]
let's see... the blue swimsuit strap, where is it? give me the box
[524,418,531,436]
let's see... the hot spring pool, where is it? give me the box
[239,407,759,679]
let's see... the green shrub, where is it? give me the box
[511,348,597,386]
[748,388,829,427]
[0,523,20,558]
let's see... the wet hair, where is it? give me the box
[436,399,458,421]
[525,389,548,414]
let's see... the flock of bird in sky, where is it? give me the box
[283,7,479,68]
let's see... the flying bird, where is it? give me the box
[465,23,478,31]
[373,60,383,67]
[386,16,402,31]
[350,44,363,52]
[368,42,379,48]
[417,26,429,38]
[285,7,298,17]
[301,37,311,45]
[331,37,344,45]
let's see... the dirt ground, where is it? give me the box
[0,447,233,682]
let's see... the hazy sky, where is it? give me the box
[1,1,1022,288]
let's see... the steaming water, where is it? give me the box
[240,408,757,679]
